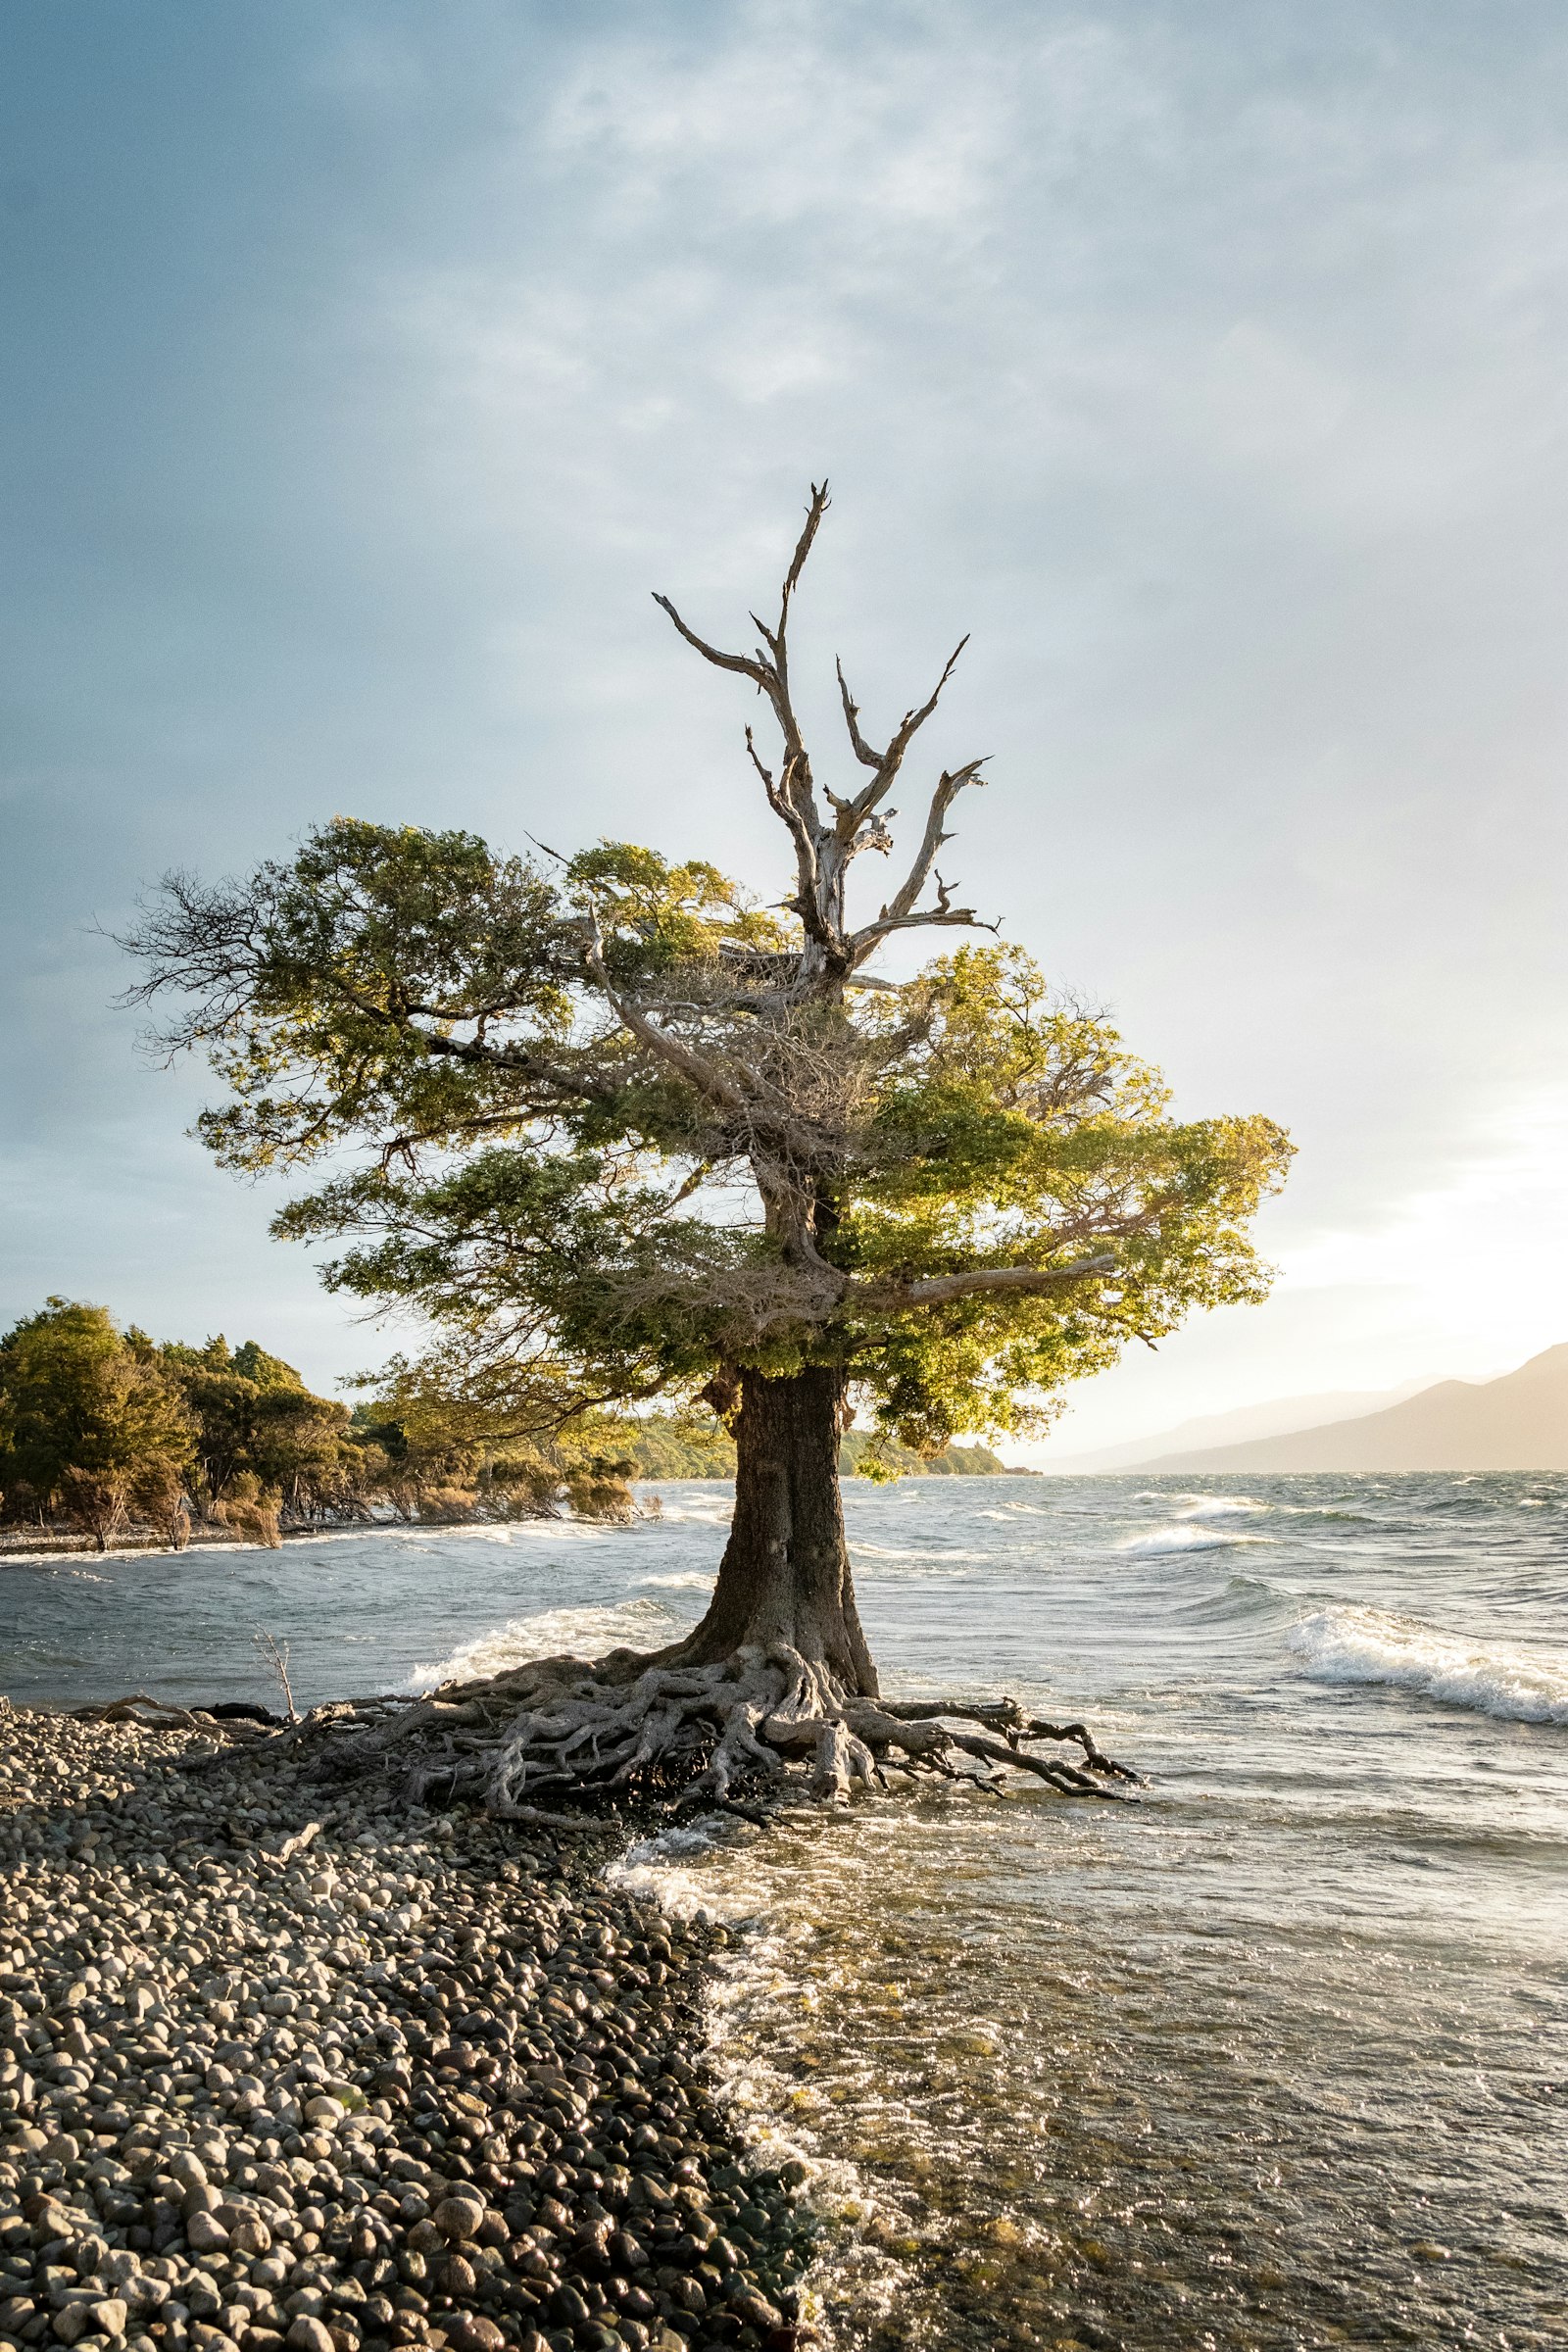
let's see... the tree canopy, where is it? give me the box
[116,484,1294,1806]
[123,488,1291,1462]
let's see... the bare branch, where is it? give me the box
[651,594,768,687]
[858,1254,1116,1311]
[835,658,884,771]
[834,637,970,826]
[848,759,990,962]
[779,480,830,629]
[658,486,989,980]
[578,924,750,1121]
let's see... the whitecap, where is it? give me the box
[1119,1525,1273,1556]
[1177,1494,1268,1519]
[403,1594,677,1690]
[1288,1605,1568,1726]
[637,1572,715,1592]
[652,1495,734,1526]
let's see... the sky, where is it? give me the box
[2,0,1565,1456]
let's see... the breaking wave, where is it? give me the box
[1120,1524,1274,1556]
[404,1594,678,1690]
[1288,1605,1568,1726]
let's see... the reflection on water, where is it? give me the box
[6,1473,1568,2348]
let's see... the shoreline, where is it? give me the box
[0,1465,1049,1569]
[0,1703,819,2352]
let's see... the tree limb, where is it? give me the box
[857,1253,1116,1310]
[849,760,989,962]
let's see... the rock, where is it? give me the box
[729,2289,783,2329]
[442,2320,504,2352]
[187,2212,230,2253]
[430,2196,485,2246]
[286,2321,336,2352]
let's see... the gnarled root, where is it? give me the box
[274,1642,1142,1815]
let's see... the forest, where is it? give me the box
[0,1298,1008,1551]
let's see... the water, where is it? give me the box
[6,1474,1568,2348]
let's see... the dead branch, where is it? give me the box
[656,485,993,984]
[855,1253,1117,1311]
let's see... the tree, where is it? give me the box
[160,1335,357,1521]
[122,488,1291,1807]
[0,1300,194,1549]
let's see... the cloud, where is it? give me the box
[6,0,1568,1419]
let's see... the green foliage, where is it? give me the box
[0,1300,194,1544]
[839,1428,1006,1479]
[125,815,1292,1456]
[618,1412,738,1480]
[157,1333,354,1515]
[610,1413,1005,1480]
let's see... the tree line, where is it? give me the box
[0,1298,644,1550]
[0,1298,1011,1553]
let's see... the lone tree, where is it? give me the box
[124,488,1290,1810]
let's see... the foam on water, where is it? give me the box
[1177,1494,1268,1518]
[651,1488,734,1526]
[403,1594,677,1690]
[1288,1603,1568,1725]
[1120,1523,1273,1555]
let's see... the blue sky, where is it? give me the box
[4,1,1565,1451]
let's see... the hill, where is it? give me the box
[1124,1345,1568,1473]
[1045,1381,1427,1472]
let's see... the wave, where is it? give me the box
[1174,1574,1294,1624]
[1177,1494,1268,1519]
[1120,1525,1274,1556]
[637,1571,715,1592]
[405,1594,679,1690]
[651,1496,734,1526]
[1288,1605,1568,1726]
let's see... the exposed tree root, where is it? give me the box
[270,1642,1143,1816]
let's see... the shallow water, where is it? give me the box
[6,1473,1568,2348]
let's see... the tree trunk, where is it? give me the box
[676,1365,878,1694]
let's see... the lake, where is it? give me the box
[6,1472,1566,2349]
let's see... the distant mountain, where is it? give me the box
[1124,1345,1568,1473]
[1046,1383,1427,1473]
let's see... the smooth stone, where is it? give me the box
[285,2321,335,2352]
[430,2199,484,2245]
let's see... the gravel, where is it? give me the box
[0,1697,820,2352]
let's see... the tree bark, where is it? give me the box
[676,1364,878,1694]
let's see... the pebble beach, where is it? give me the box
[0,1698,816,2352]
